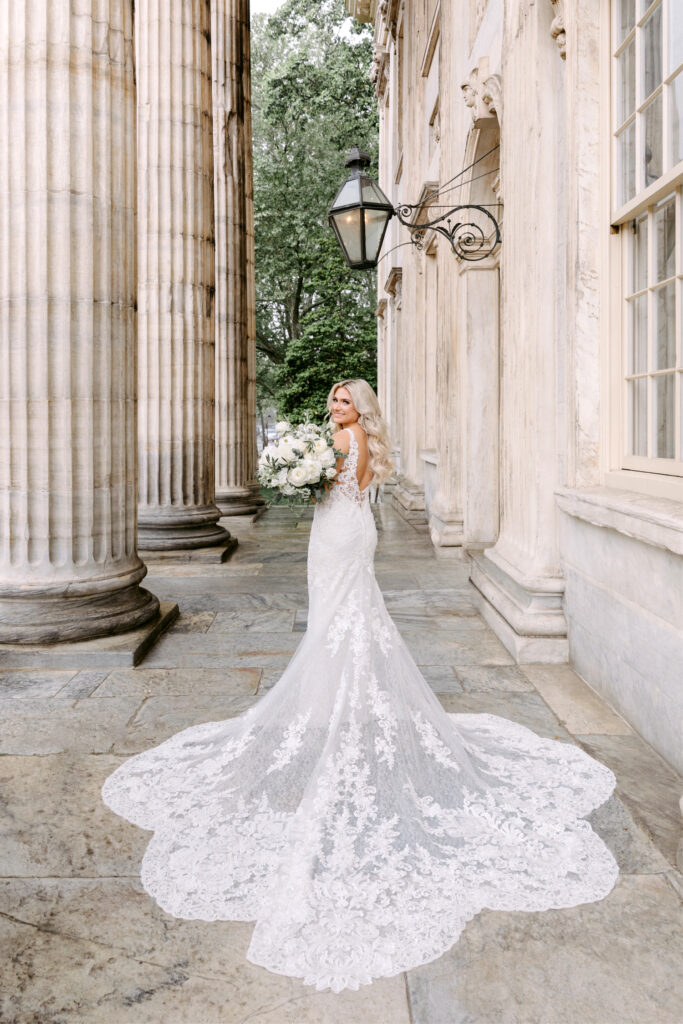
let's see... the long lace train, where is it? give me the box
[102,430,618,992]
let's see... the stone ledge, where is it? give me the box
[140,537,238,564]
[556,486,683,556]
[0,602,179,669]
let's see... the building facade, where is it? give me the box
[348,0,683,772]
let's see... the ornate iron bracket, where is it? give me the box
[395,202,501,262]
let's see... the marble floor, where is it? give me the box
[1,505,682,1024]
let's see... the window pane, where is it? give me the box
[670,0,683,72]
[631,213,648,293]
[628,377,648,454]
[641,4,663,101]
[618,0,636,44]
[618,122,636,203]
[653,373,675,456]
[617,40,635,124]
[654,196,676,280]
[670,71,683,165]
[654,281,676,368]
[643,93,663,186]
[628,293,648,373]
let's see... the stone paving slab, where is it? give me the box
[0,754,149,878]
[522,664,633,735]
[0,697,143,755]
[405,875,683,1024]
[1,504,681,1024]
[91,667,261,699]
[112,695,259,755]
[453,665,536,692]
[440,693,574,742]
[574,733,683,867]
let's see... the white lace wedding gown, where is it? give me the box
[102,428,619,992]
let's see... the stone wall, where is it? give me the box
[352,0,683,772]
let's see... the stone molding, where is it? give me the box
[384,266,403,306]
[549,0,567,59]
[461,58,502,128]
[556,487,683,556]
[470,550,569,663]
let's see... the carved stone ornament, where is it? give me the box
[549,0,566,59]
[461,58,502,127]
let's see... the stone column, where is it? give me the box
[136,0,231,549]
[469,4,568,662]
[0,0,159,644]
[212,0,263,516]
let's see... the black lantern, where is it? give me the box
[330,145,503,268]
[328,146,394,270]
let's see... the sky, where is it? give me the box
[250,0,285,15]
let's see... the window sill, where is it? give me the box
[555,486,683,556]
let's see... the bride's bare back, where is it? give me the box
[332,423,373,492]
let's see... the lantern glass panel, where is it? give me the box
[331,177,361,210]
[364,207,390,263]
[361,178,392,205]
[332,208,363,265]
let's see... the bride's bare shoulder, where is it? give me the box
[347,423,368,448]
[332,429,351,453]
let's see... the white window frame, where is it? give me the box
[605,0,683,499]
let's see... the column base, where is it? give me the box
[391,475,428,526]
[469,549,569,663]
[141,536,238,564]
[138,504,231,551]
[0,601,178,668]
[429,500,465,547]
[215,484,265,517]
[0,562,160,645]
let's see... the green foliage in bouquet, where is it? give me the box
[252,0,378,424]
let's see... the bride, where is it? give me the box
[102,378,619,992]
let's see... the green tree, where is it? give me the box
[252,0,379,424]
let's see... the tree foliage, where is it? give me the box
[252,0,379,423]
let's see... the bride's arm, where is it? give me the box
[331,429,351,480]
[313,430,350,502]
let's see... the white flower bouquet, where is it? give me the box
[257,419,341,502]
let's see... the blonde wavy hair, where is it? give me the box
[326,379,394,484]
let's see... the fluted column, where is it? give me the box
[0,0,159,644]
[212,0,263,515]
[136,0,230,549]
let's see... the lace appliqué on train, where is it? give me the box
[101,422,619,993]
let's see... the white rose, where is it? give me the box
[320,448,335,467]
[313,437,329,454]
[274,440,296,464]
[288,465,308,487]
[275,420,291,434]
[325,467,337,479]
[301,458,320,483]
